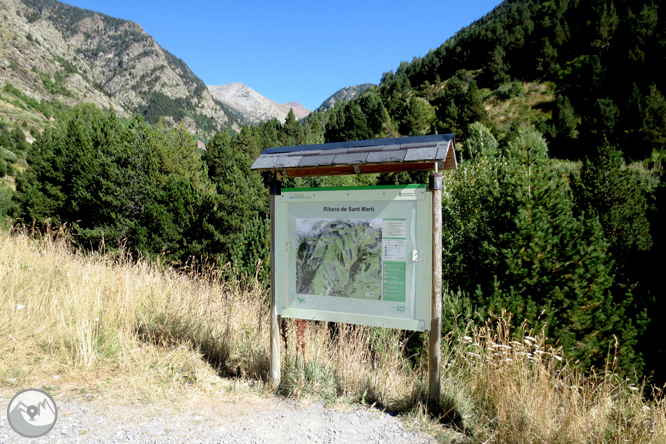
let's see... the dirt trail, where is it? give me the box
[1,392,439,443]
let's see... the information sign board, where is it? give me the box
[274,185,432,331]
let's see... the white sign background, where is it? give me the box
[274,186,432,331]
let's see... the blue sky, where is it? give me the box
[59,0,504,111]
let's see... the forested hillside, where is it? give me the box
[2,0,665,385]
[386,0,665,160]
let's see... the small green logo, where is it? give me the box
[396,306,405,312]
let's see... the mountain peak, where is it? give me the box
[207,83,310,124]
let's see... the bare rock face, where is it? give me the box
[0,0,240,137]
[208,83,310,124]
[0,0,124,114]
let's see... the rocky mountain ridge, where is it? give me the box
[0,0,241,137]
[207,82,310,125]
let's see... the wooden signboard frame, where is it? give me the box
[252,135,456,402]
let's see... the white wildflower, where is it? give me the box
[16,304,24,310]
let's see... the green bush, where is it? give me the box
[493,81,525,100]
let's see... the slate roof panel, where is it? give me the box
[324,148,352,155]
[403,147,439,162]
[299,150,321,156]
[347,146,378,153]
[250,155,278,170]
[400,142,437,150]
[333,152,369,165]
[298,154,336,167]
[366,150,407,163]
[274,156,303,168]
[435,142,451,160]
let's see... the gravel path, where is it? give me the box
[1,393,438,443]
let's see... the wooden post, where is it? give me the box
[429,172,443,402]
[269,177,281,388]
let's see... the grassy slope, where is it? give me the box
[1,228,664,443]
[483,82,556,134]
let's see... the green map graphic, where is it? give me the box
[296,219,382,299]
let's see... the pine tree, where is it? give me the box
[573,142,653,260]
[434,70,490,142]
[640,84,666,155]
[203,129,268,274]
[571,142,653,364]
[442,124,640,372]
[399,96,436,136]
[282,109,305,146]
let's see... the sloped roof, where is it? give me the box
[250,134,457,178]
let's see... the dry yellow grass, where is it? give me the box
[441,317,666,443]
[1,227,664,443]
[0,227,267,398]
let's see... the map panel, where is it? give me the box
[296,218,383,300]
